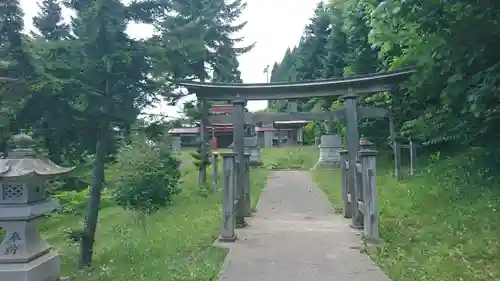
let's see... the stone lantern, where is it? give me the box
[0,130,74,281]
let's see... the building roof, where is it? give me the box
[274,120,309,125]
[168,125,277,134]
[168,127,199,134]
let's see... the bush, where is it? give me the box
[114,138,182,215]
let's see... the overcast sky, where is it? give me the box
[20,0,321,117]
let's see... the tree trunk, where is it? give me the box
[78,125,108,268]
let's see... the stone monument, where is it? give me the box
[243,136,262,167]
[0,130,74,281]
[313,134,343,169]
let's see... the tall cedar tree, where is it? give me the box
[160,0,253,186]
[60,0,168,268]
[33,0,70,40]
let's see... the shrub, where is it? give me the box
[114,138,182,215]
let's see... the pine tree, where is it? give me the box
[57,0,170,268]
[159,0,252,186]
[33,0,70,40]
[0,0,34,78]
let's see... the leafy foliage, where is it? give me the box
[269,0,500,179]
[114,138,182,215]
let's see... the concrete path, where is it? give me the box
[215,170,391,281]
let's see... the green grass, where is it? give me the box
[41,146,500,281]
[312,169,343,210]
[41,151,268,281]
[261,146,318,169]
[313,152,500,281]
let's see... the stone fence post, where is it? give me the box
[219,152,237,242]
[212,152,219,193]
[409,138,417,176]
[358,148,379,243]
[339,150,352,219]
[243,153,251,217]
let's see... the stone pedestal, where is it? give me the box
[313,135,343,169]
[244,137,262,166]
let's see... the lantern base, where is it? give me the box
[0,250,61,281]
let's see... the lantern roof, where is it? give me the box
[0,130,75,178]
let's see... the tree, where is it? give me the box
[55,0,171,268]
[0,0,37,154]
[33,0,70,40]
[158,0,252,186]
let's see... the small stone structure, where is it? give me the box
[0,130,74,281]
[243,136,262,166]
[243,153,251,217]
[313,135,343,169]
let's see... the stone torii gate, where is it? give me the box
[179,68,415,230]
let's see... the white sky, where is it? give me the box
[20,0,321,118]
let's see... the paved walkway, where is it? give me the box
[215,170,391,281]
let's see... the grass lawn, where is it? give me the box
[261,146,319,170]
[37,145,500,281]
[312,151,500,281]
[41,151,268,281]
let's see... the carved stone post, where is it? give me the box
[313,135,342,169]
[339,150,352,218]
[212,152,219,193]
[409,138,417,176]
[244,136,262,167]
[243,153,252,217]
[358,148,379,243]
[232,99,247,228]
[0,130,74,281]
[219,152,237,242]
[343,92,363,229]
